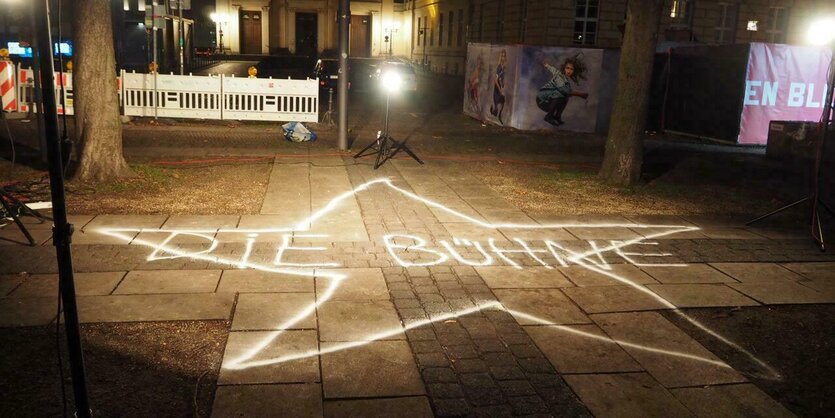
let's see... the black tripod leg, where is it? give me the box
[819,199,835,218]
[812,207,825,252]
[353,138,380,159]
[399,143,424,164]
[746,197,809,226]
[373,136,391,170]
[0,195,37,246]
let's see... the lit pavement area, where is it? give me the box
[2,156,834,417]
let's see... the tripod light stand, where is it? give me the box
[354,69,424,169]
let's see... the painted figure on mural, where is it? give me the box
[535,54,589,127]
[489,49,508,124]
[467,55,484,114]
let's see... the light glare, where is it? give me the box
[807,18,835,46]
[381,70,402,93]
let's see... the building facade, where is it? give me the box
[206,0,834,72]
[409,0,835,75]
[212,0,410,57]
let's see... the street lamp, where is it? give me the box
[384,20,400,57]
[210,12,227,54]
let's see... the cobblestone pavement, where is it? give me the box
[2,156,833,417]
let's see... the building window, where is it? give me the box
[574,0,599,45]
[714,3,738,44]
[417,17,421,46]
[458,9,464,46]
[439,13,444,46]
[448,11,454,46]
[670,0,694,28]
[766,7,789,43]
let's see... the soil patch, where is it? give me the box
[0,320,229,417]
[663,305,835,417]
[1,160,271,215]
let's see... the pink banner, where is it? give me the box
[739,43,832,145]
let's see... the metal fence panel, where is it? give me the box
[122,70,222,119]
[222,76,319,122]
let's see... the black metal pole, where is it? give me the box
[33,1,92,416]
[338,0,349,150]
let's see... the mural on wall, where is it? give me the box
[464,43,606,133]
[464,43,519,126]
[514,46,603,132]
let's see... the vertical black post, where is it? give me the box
[28,8,48,165]
[33,1,92,416]
[338,0,349,150]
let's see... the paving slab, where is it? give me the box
[525,324,643,374]
[670,384,795,418]
[559,264,658,287]
[476,266,574,288]
[76,293,234,322]
[160,215,240,229]
[698,227,764,239]
[132,230,219,245]
[710,263,806,283]
[641,264,736,284]
[781,262,835,281]
[113,270,221,294]
[494,289,590,325]
[562,285,670,313]
[729,281,833,304]
[564,227,645,240]
[318,300,405,341]
[0,227,52,246]
[316,268,390,300]
[7,272,125,298]
[321,340,425,398]
[217,269,315,293]
[0,297,58,326]
[232,293,317,330]
[83,214,168,230]
[237,214,298,229]
[441,223,501,240]
[0,274,25,296]
[498,227,577,241]
[563,373,693,418]
[592,312,746,388]
[219,330,320,384]
[211,384,323,418]
[645,284,760,308]
[71,228,139,245]
[323,396,433,418]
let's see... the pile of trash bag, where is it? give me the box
[282,122,317,142]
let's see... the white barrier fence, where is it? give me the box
[0,63,319,123]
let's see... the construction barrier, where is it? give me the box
[0,60,16,111]
[2,62,319,123]
[122,71,222,119]
[222,75,319,122]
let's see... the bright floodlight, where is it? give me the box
[211,12,226,23]
[807,18,835,46]
[381,70,403,93]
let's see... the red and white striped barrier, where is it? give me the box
[0,60,16,112]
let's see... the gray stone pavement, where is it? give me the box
[2,156,833,417]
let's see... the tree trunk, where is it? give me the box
[598,0,664,186]
[72,0,131,182]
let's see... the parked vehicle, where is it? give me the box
[311,58,349,92]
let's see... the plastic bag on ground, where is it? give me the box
[282,122,317,142]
